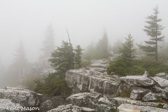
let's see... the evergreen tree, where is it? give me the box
[83,42,95,60]
[139,7,164,61]
[74,45,83,68]
[95,32,109,59]
[7,41,29,85]
[120,34,135,59]
[41,24,55,59]
[112,39,123,54]
[49,41,74,76]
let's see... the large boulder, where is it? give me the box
[130,88,149,100]
[0,87,42,107]
[65,68,120,96]
[47,104,95,112]
[0,99,21,112]
[155,73,168,80]
[40,96,67,112]
[65,69,90,92]
[142,92,162,102]
[162,87,168,99]
[89,75,120,96]
[118,104,168,112]
[67,92,115,112]
[120,75,155,87]
[152,76,168,88]
[67,92,102,108]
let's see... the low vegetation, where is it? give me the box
[34,73,71,96]
[107,58,168,76]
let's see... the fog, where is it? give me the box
[0,0,168,67]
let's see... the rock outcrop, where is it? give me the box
[64,59,168,112]
[65,60,120,96]
[0,87,42,107]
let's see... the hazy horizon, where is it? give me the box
[0,0,168,67]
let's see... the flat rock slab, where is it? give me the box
[152,77,168,88]
[113,97,168,109]
[118,104,168,112]
[121,75,154,87]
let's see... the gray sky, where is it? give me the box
[0,0,167,67]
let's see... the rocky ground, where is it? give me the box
[1,59,168,112]
[49,59,168,112]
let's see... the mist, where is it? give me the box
[0,0,167,67]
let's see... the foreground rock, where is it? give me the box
[40,96,67,112]
[0,99,21,112]
[142,92,162,102]
[113,97,168,109]
[155,73,168,80]
[47,104,95,112]
[67,92,115,112]
[152,76,168,88]
[162,87,168,99]
[130,88,149,100]
[0,87,42,107]
[118,104,168,112]
[120,75,154,87]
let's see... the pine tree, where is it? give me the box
[95,32,109,59]
[120,34,135,59]
[7,41,29,85]
[41,24,55,59]
[74,45,83,68]
[139,7,164,61]
[49,41,74,76]
[83,42,95,60]
[119,34,135,67]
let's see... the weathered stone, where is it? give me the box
[65,68,120,96]
[121,75,155,87]
[40,96,66,112]
[0,99,22,112]
[152,76,168,88]
[162,87,168,99]
[67,92,102,108]
[130,88,149,100]
[47,104,96,112]
[113,97,168,108]
[142,92,162,102]
[156,73,168,80]
[47,104,82,112]
[90,60,108,69]
[65,69,90,92]
[117,82,132,97]
[118,104,168,112]
[67,92,115,112]
[0,87,42,107]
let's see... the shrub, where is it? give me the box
[107,57,168,76]
[34,73,71,96]
[23,74,40,90]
